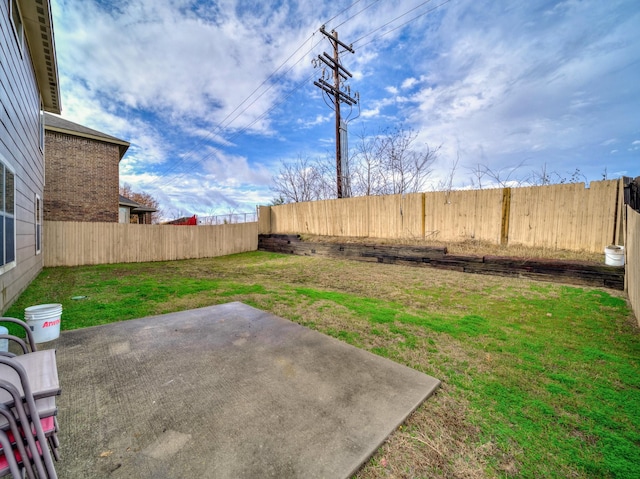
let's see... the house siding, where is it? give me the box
[0,0,45,312]
[44,131,120,222]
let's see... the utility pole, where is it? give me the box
[313,25,358,198]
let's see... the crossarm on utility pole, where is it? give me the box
[319,53,352,78]
[314,26,358,199]
[314,79,358,105]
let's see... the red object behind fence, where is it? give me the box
[166,215,197,226]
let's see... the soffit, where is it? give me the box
[19,0,61,113]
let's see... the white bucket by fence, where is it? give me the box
[604,245,625,267]
[25,304,62,343]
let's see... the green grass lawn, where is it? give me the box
[6,251,639,478]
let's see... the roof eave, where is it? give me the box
[20,0,61,114]
[131,207,157,214]
[118,144,129,160]
[45,125,131,160]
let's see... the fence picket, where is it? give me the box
[43,222,258,267]
[263,180,621,253]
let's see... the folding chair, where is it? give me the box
[0,377,61,478]
[0,366,58,478]
[0,318,60,418]
[0,318,61,474]
[0,317,39,357]
[0,429,22,478]
[0,400,36,478]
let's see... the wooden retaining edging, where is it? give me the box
[258,234,625,290]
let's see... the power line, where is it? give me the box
[324,0,367,26]
[155,70,319,189]
[221,71,319,146]
[353,0,452,49]
[148,0,373,186]
[147,33,321,186]
[330,0,382,30]
[151,4,377,189]
[151,0,453,189]
[151,32,325,189]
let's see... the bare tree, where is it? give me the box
[383,127,440,194]
[530,162,554,186]
[435,151,460,204]
[350,128,386,196]
[468,163,488,189]
[530,164,588,186]
[314,153,340,199]
[470,161,592,189]
[467,160,528,189]
[120,184,163,223]
[350,126,440,196]
[270,156,329,203]
[564,168,587,184]
[271,127,440,202]
[482,160,528,188]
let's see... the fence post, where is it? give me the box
[258,206,272,234]
[421,193,426,240]
[501,188,511,246]
[614,177,625,246]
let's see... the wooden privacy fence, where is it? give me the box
[43,222,258,267]
[260,180,623,254]
[627,206,640,327]
[508,181,620,252]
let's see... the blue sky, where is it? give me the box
[50,0,640,219]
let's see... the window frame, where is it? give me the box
[35,193,42,255]
[119,206,130,224]
[0,157,17,275]
[39,109,45,153]
[9,0,25,55]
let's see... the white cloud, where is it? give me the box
[53,0,326,135]
[50,0,640,214]
[298,114,330,127]
[402,0,640,180]
[401,77,418,89]
[361,108,380,119]
[201,148,272,186]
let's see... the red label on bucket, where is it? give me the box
[43,319,61,328]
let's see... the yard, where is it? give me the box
[7,251,639,478]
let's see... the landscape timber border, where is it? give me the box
[258,234,625,291]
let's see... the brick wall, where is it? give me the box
[44,131,120,222]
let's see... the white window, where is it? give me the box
[35,194,42,254]
[119,207,130,224]
[0,159,16,274]
[9,0,24,53]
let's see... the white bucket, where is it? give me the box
[25,303,62,343]
[604,245,625,267]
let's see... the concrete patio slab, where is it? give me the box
[52,302,440,478]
